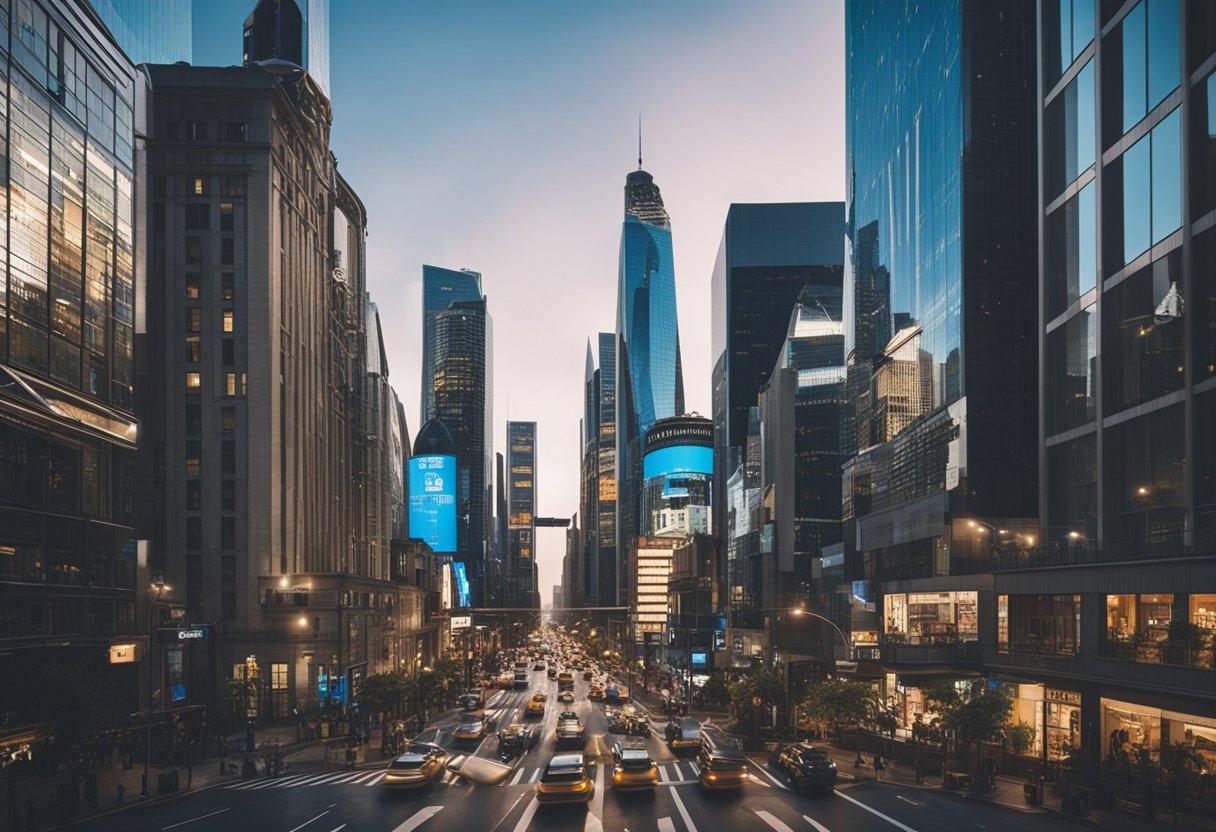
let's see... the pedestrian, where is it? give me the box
[914,751,924,784]
[186,752,193,787]
[873,754,885,781]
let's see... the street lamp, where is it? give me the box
[791,607,855,661]
[142,575,170,799]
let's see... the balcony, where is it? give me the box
[261,589,340,610]
[878,634,982,666]
[1098,637,1216,671]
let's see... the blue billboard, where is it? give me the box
[642,445,713,480]
[453,561,471,608]
[408,454,456,553]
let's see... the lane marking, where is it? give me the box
[749,762,791,790]
[510,798,540,832]
[895,795,921,806]
[528,767,542,784]
[364,771,387,786]
[162,807,231,829]
[658,765,671,783]
[803,815,832,832]
[835,790,922,832]
[352,770,382,784]
[285,811,329,832]
[668,784,698,832]
[754,811,796,832]
[509,768,526,786]
[389,805,445,832]
[326,826,347,832]
[584,757,605,832]
[658,819,678,832]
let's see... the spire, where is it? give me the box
[584,338,596,382]
[638,114,643,170]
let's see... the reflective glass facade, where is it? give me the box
[844,0,1038,579]
[242,0,329,100]
[421,264,482,424]
[87,0,191,64]
[507,421,536,606]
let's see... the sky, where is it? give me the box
[194,0,845,604]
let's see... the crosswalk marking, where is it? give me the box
[753,810,796,832]
[389,806,444,832]
[285,773,339,788]
[658,765,670,783]
[353,769,383,784]
[364,771,386,786]
[448,755,466,769]
[509,768,526,786]
[528,768,542,784]
[658,819,677,832]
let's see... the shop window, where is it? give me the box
[1004,594,1081,655]
[1046,689,1083,769]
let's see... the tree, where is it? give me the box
[29,662,114,763]
[925,679,1013,787]
[729,669,787,733]
[694,672,730,710]
[224,677,258,727]
[358,672,409,718]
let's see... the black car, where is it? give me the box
[497,723,536,761]
[769,743,837,793]
[606,709,629,734]
[582,670,593,681]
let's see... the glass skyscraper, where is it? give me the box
[421,265,483,425]
[243,0,330,100]
[87,0,192,64]
[507,421,536,607]
[615,167,684,607]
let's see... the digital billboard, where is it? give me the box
[452,561,471,608]
[642,445,713,480]
[408,454,456,553]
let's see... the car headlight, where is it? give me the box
[828,762,837,770]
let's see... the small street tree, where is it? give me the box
[358,672,408,719]
[729,668,787,733]
[798,678,877,737]
[925,679,1013,788]
[694,672,731,710]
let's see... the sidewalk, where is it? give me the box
[0,725,379,831]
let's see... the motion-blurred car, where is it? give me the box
[536,754,594,805]
[582,670,593,681]
[453,721,486,742]
[496,723,537,761]
[534,661,546,670]
[588,684,604,701]
[769,743,837,793]
[547,666,558,679]
[665,719,702,753]
[604,684,621,702]
[555,716,586,749]
[557,690,574,704]
[382,743,448,790]
[457,689,486,710]
[610,742,658,789]
[697,746,749,790]
[526,692,547,718]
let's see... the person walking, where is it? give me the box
[914,750,925,784]
[873,754,885,781]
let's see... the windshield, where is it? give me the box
[703,757,744,771]
[620,755,653,771]
[542,771,584,784]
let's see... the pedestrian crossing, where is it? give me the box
[505,761,701,787]
[222,766,468,791]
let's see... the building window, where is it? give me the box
[1197,228,1216,382]
[1002,595,1081,655]
[192,176,205,195]
[1045,182,1096,319]
[186,273,200,299]
[186,441,201,476]
[1044,60,1095,200]
[184,203,209,230]
[185,237,203,265]
[1101,593,1179,663]
[222,480,236,511]
[1106,108,1181,272]
[222,271,235,301]
[222,439,235,474]
[185,336,201,364]
[1047,433,1098,542]
[185,403,201,434]
[1102,403,1186,550]
[221,238,235,266]
[222,339,234,366]
[1103,0,1179,142]
[222,310,234,333]
[1101,249,1183,411]
[220,202,234,232]
[225,373,237,397]
[187,308,201,333]
[185,516,202,550]
[186,480,201,511]
[186,371,201,390]
[1046,305,1096,433]
[270,662,289,718]
[1044,0,1095,84]
[1192,71,1216,224]
[223,122,247,142]
[222,407,236,432]
[221,516,235,550]
[224,177,245,196]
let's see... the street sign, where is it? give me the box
[177,628,208,640]
[451,615,472,630]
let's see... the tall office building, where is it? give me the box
[242,0,330,100]
[979,0,1216,794]
[420,265,482,425]
[431,298,493,608]
[0,0,142,745]
[507,421,537,608]
[842,0,1039,744]
[88,0,192,64]
[710,202,845,624]
[579,332,617,606]
[616,166,684,614]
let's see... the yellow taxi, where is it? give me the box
[453,720,486,742]
[588,684,604,701]
[610,742,658,789]
[525,692,547,718]
[697,746,749,790]
[536,754,594,805]
[382,743,448,789]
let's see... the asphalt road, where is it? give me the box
[68,668,1087,832]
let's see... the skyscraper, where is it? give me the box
[507,421,537,608]
[87,0,192,64]
[432,298,493,608]
[243,0,330,100]
[579,332,618,607]
[420,265,483,425]
[616,166,684,610]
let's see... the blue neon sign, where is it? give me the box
[408,454,456,553]
[453,561,471,608]
[642,445,713,480]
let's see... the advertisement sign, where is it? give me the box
[643,445,713,480]
[109,643,140,664]
[453,561,471,608]
[691,651,708,668]
[171,683,186,703]
[451,615,472,630]
[408,454,457,553]
[177,628,208,640]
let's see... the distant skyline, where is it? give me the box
[194,0,846,600]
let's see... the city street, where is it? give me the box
[70,667,1085,832]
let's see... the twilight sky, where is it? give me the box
[195,0,845,603]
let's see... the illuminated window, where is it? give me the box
[225,373,237,397]
[188,308,200,333]
[186,372,201,389]
[185,336,200,363]
[223,310,234,332]
[185,273,200,299]
[193,177,205,195]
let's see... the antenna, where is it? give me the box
[638,114,642,170]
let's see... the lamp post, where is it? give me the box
[142,575,170,799]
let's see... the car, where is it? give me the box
[605,684,620,701]
[453,721,486,742]
[665,719,702,754]
[536,754,594,805]
[697,746,749,790]
[558,709,579,720]
[558,671,574,691]
[526,693,547,718]
[457,689,486,710]
[610,742,658,789]
[534,662,546,671]
[557,690,574,704]
[588,684,604,701]
[770,743,837,793]
[547,666,558,679]
[514,672,529,689]
[494,674,514,689]
[496,723,536,761]
[583,670,593,681]
[382,743,448,789]
[555,717,586,749]
[606,708,629,734]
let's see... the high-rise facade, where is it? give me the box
[242,0,330,101]
[420,265,482,425]
[616,167,683,615]
[507,421,537,608]
[978,0,1216,794]
[710,202,845,629]
[0,0,142,743]
[578,332,617,607]
[431,298,493,608]
[87,0,192,64]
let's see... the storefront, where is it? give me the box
[1101,699,1216,774]
[1045,688,1082,771]
[883,591,978,644]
